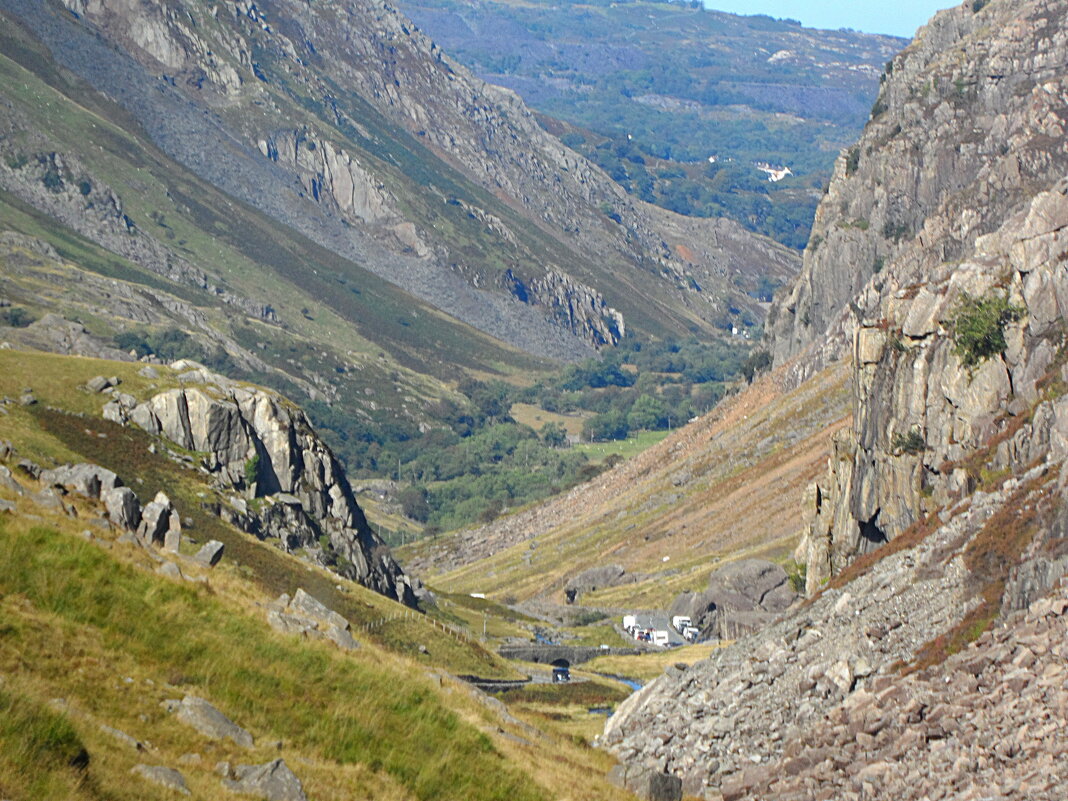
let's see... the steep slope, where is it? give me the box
[602,2,1068,797]
[767,0,1068,375]
[0,353,630,801]
[763,0,1068,585]
[1,0,798,355]
[0,347,416,603]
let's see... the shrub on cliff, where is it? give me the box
[949,291,1023,368]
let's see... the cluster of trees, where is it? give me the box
[512,338,746,443]
[305,337,760,532]
[113,322,766,535]
[582,134,819,250]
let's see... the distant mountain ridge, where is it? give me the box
[392,0,905,248]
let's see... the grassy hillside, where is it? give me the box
[0,348,628,801]
[0,15,773,537]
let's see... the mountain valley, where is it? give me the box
[3,0,1068,800]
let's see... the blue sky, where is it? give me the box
[704,0,954,38]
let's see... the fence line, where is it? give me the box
[359,609,475,643]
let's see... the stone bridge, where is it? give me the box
[498,644,642,666]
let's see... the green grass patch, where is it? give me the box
[496,680,629,708]
[0,686,94,801]
[949,291,1023,368]
[573,429,670,464]
[0,522,545,801]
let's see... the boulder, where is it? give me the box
[0,465,24,495]
[139,491,181,550]
[123,383,416,607]
[103,487,142,531]
[221,759,307,801]
[192,540,225,567]
[39,463,121,499]
[607,763,682,801]
[157,562,185,581]
[131,764,190,795]
[32,487,66,512]
[564,564,628,603]
[174,695,254,748]
[86,375,112,393]
[266,589,358,651]
[671,559,798,639]
[101,724,145,751]
[16,458,40,479]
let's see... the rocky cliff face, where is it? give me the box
[767,0,1068,375]
[798,180,1068,591]
[102,363,416,605]
[762,0,1068,585]
[604,2,1068,795]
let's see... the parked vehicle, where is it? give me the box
[671,615,692,633]
[652,630,670,647]
[622,614,638,630]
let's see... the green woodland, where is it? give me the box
[309,338,770,534]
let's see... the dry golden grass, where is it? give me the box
[584,642,727,682]
[0,347,646,801]
[0,498,635,801]
[509,403,590,437]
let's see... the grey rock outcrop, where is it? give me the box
[220,759,307,801]
[0,312,135,362]
[670,559,798,639]
[110,373,415,606]
[0,146,278,332]
[86,375,117,393]
[131,764,190,795]
[767,0,1068,380]
[797,179,1068,592]
[267,589,359,651]
[39,463,122,500]
[139,491,181,552]
[192,540,225,567]
[607,763,682,801]
[101,724,145,751]
[0,465,26,495]
[564,564,630,604]
[102,486,142,531]
[173,695,254,748]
